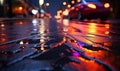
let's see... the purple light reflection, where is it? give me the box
[77,42,83,48]
[72,51,80,57]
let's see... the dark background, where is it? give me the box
[0,0,120,19]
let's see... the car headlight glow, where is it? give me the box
[104,3,110,8]
[88,3,96,9]
[18,6,23,11]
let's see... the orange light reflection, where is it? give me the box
[87,23,97,33]
[78,57,106,71]
[0,38,6,43]
[105,24,110,28]
[105,31,109,35]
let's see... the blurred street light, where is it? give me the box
[63,2,67,6]
[0,0,6,17]
[45,3,49,7]
[44,3,50,12]
[71,0,75,4]
[39,0,44,6]
[38,0,44,18]
[77,0,81,2]
[0,0,3,5]
[67,4,71,8]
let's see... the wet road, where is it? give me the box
[0,18,120,71]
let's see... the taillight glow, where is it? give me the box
[18,6,23,11]
[104,3,110,8]
[88,4,96,9]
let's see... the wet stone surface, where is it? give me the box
[0,34,116,71]
[0,18,120,71]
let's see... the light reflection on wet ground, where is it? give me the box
[0,18,120,71]
[67,19,120,71]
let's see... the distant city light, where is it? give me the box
[77,0,81,2]
[45,3,50,6]
[67,4,71,8]
[63,2,67,5]
[71,1,75,4]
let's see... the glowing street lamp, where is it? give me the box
[39,0,44,14]
[39,0,44,6]
[0,0,3,5]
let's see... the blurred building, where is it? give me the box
[0,0,119,18]
[0,0,6,17]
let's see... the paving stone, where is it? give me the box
[7,47,37,65]
[0,44,22,54]
[0,44,37,66]
[1,59,53,71]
